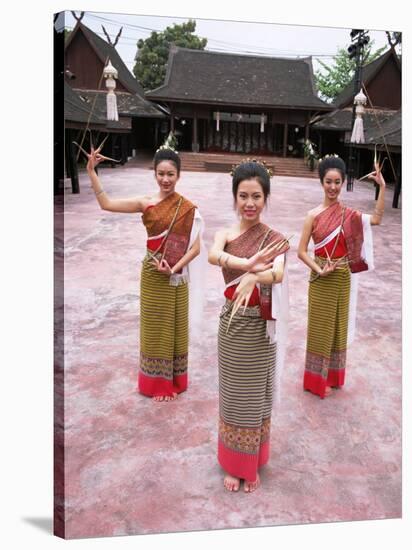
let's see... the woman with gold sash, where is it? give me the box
[297,155,386,399]
[209,161,290,493]
[87,145,205,402]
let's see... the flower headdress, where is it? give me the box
[156,131,178,154]
[230,158,273,177]
[318,153,340,163]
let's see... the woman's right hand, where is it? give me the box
[87,151,104,172]
[318,259,337,277]
[246,241,279,273]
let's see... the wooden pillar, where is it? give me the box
[154,119,159,148]
[283,122,288,157]
[192,113,199,152]
[65,129,71,178]
[392,159,401,208]
[111,134,118,168]
[170,105,175,133]
[67,130,80,194]
[202,119,207,151]
[120,134,128,165]
[318,131,323,157]
[305,124,310,139]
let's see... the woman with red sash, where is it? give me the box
[297,155,386,398]
[87,145,204,402]
[209,161,290,493]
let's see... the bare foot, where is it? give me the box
[324,386,332,397]
[165,393,178,402]
[153,393,177,402]
[244,473,260,493]
[223,474,240,492]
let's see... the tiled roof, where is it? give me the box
[147,46,330,110]
[64,82,103,125]
[312,107,401,147]
[73,90,166,119]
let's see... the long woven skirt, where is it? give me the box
[137,256,189,397]
[218,301,276,482]
[303,262,351,398]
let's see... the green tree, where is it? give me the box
[315,41,387,102]
[133,20,207,92]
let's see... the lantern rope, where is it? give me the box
[362,82,398,182]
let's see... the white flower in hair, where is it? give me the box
[156,131,179,153]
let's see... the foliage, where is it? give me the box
[315,41,387,102]
[133,20,207,92]
[303,139,318,171]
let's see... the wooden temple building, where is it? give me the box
[146,46,332,157]
[60,18,166,193]
[57,16,401,204]
[311,48,401,205]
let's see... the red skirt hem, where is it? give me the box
[218,438,269,482]
[137,371,188,397]
[303,369,345,399]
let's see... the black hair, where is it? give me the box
[153,148,181,175]
[232,161,271,201]
[318,155,346,182]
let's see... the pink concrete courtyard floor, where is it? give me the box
[59,163,401,539]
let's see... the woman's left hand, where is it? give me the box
[368,161,386,187]
[151,257,173,275]
[232,273,258,314]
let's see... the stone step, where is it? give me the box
[128,151,319,178]
[178,153,318,178]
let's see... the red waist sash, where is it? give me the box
[224,283,260,306]
[147,236,165,252]
[315,232,348,259]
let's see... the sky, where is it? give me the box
[56,10,400,76]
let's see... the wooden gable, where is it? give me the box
[64,26,129,93]
[364,53,401,110]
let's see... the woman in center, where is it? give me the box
[209,160,290,493]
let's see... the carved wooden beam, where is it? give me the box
[71,11,85,22]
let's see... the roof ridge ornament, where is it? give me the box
[71,11,85,22]
[102,25,123,47]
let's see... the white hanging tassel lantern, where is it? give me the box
[103,59,119,121]
[215,111,220,132]
[260,113,265,133]
[350,89,367,143]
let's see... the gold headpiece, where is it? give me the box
[156,145,179,154]
[318,153,340,163]
[230,158,273,178]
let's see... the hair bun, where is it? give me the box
[318,154,346,181]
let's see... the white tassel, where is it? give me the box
[351,116,364,143]
[260,113,265,133]
[266,319,276,343]
[169,273,189,286]
[106,91,118,121]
